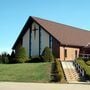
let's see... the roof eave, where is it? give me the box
[12,16,33,49]
[60,43,84,48]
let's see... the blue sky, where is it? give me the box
[0,0,90,54]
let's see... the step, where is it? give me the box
[61,61,79,83]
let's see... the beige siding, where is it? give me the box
[22,29,30,57]
[60,46,80,61]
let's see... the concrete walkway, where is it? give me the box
[61,61,79,83]
[0,82,90,90]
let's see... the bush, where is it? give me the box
[86,60,90,66]
[77,57,83,61]
[51,59,66,82]
[0,55,2,63]
[15,47,28,63]
[42,47,54,62]
[9,51,16,63]
[55,60,61,81]
[51,62,59,82]
[29,56,44,63]
[1,52,9,64]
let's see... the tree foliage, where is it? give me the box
[1,52,9,64]
[9,51,16,63]
[15,47,28,63]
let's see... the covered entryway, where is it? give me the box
[80,44,90,59]
[60,46,80,61]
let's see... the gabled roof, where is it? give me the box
[12,16,90,49]
[32,16,90,47]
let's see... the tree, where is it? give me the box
[42,47,54,62]
[1,52,9,64]
[11,51,15,58]
[9,51,16,63]
[15,47,28,63]
[0,55,2,63]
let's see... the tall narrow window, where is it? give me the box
[39,26,41,55]
[64,49,67,57]
[75,50,77,58]
[49,35,52,50]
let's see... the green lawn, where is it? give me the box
[76,59,90,79]
[0,63,51,82]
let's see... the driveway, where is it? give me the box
[0,82,90,90]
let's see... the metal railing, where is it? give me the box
[73,60,86,80]
[79,54,90,59]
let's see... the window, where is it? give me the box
[64,49,67,57]
[75,50,77,58]
[49,35,52,49]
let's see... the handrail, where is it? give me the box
[79,54,90,59]
[73,60,86,81]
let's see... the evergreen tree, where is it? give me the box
[42,47,54,62]
[15,47,28,63]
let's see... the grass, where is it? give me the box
[0,62,51,82]
[76,59,90,79]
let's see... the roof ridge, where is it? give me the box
[31,16,90,32]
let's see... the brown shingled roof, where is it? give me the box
[12,16,90,49]
[32,16,90,47]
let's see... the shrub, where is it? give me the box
[86,60,90,66]
[0,55,2,63]
[77,57,83,61]
[50,59,66,82]
[9,51,16,63]
[51,62,58,82]
[1,52,9,64]
[55,60,61,81]
[42,47,54,62]
[29,56,44,63]
[3,56,9,64]
[15,47,28,63]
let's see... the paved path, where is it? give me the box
[61,61,79,83]
[0,82,90,90]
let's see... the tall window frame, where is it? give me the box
[64,49,67,58]
[75,50,77,58]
